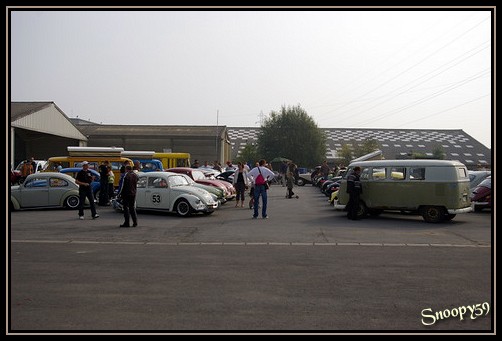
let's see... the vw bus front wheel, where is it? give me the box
[420,206,446,223]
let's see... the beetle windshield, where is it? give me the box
[168,175,190,187]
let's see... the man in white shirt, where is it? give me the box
[248,159,275,219]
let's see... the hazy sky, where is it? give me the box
[10,8,493,148]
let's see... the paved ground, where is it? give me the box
[8,184,493,333]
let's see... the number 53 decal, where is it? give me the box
[151,194,161,204]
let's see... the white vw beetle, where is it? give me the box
[114,171,218,217]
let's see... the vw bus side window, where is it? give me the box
[372,167,386,180]
[342,167,352,179]
[390,167,406,180]
[360,167,370,180]
[410,167,425,180]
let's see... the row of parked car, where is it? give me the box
[9,166,241,217]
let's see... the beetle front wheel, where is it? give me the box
[175,199,192,217]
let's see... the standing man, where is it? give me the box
[279,161,288,187]
[320,160,330,180]
[346,166,363,220]
[75,161,99,220]
[98,160,110,206]
[213,161,222,172]
[30,157,37,172]
[286,162,299,199]
[248,159,275,219]
[20,160,33,183]
[118,165,138,227]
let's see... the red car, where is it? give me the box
[10,169,22,185]
[470,176,491,212]
[166,167,236,200]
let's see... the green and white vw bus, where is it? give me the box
[334,160,472,223]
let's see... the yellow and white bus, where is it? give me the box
[153,152,191,169]
[44,147,133,187]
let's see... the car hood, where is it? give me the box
[196,179,226,188]
[190,183,224,197]
[470,186,491,201]
[171,185,215,202]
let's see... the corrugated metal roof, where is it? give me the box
[11,102,88,141]
[75,123,228,138]
[10,102,53,121]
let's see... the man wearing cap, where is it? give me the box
[75,161,99,220]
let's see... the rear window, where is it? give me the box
[141,161,161,171]
[456,167,468,179]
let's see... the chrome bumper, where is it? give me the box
[448,207,472,214]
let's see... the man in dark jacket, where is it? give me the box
[98,160,110,205]
[118,165,138,227]
[346,166,363,220]
[75,161,99,220]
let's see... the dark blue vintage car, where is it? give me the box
[59,167,101,198]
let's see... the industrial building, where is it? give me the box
[10,101,492,170]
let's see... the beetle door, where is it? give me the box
[20,176,50,208]
[142,175,170,210]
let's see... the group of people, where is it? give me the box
[232,159,302,218]
[191,160,237,173]
[75,160,139,228]
[74,157,307,224]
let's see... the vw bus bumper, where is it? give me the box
[447,207,472,214]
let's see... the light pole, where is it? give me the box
[215,110,219,162]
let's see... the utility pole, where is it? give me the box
[215,110,219,162]
[256,110,265,126]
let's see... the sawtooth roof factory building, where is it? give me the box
[227,127,491,169]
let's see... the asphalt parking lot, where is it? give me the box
[8,184,493,333]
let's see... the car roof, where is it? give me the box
[26,172,76,181]
[477,177,491,187]
[468,170,491,175]
[166,167,191,170]
[138,171,182,177]
[349,160,467,167]
[60,167,100,175]
[60,167,99,174]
